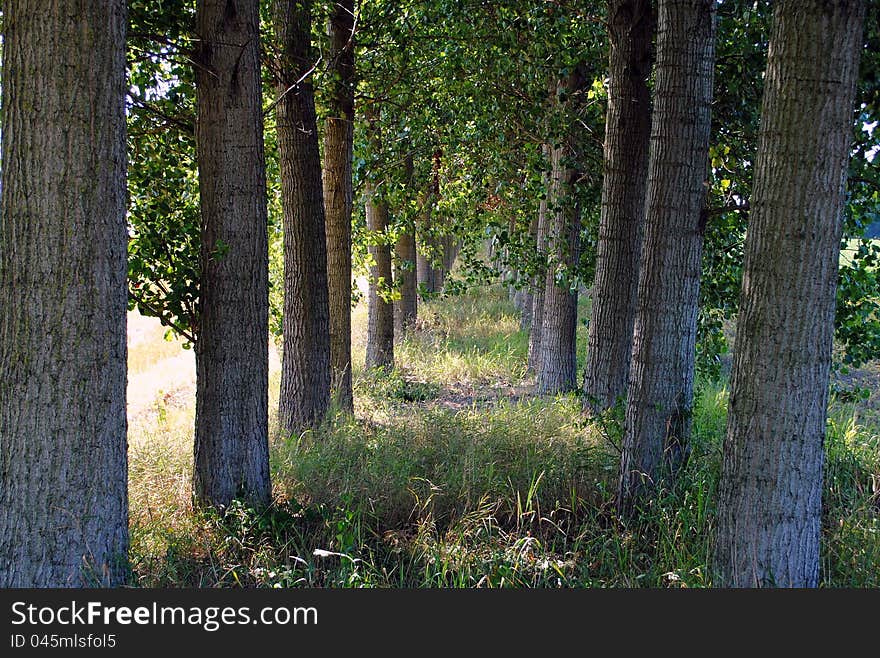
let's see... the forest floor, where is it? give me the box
[127,284,880,587]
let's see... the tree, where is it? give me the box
[527,147,552,373]
[416,205,443,295]
[536,72,587,395]
[323,0,357,412]
[193,0,271,508]
[618,0,716,509]
[715,0,865,587]
[364,178,395,369]
[582,0,653,413]
[394,227,419,335]
[274,0,332,433]
[0,0,129,586]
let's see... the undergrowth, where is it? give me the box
[128,285,880,587]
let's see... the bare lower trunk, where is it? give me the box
[394,228,418,337]
[0,0,129,587]
[365,184,395,369]
[715,0,864,588]
[194,0,270,509]
[617,0,715,510]
[518,290,534,332]
[537,135,582,395]
[528,151,551,373]
[416,193,440,295]
[323,0,355,411]
[275,0,331,434]
[583,0,653,414]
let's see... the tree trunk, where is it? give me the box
[442,234,459,273]
[715,0,865,588]
[194,0,270,509]
[394,228,418,337]
[583,0,653,414]
[518,215,539,332]
[365,184,395,369]
[323,0,356,412]
[519,288,534,332]
[617,0,716,510]
[416,193,439,295]
[416,250,436,295]
[274,0,331,434]
[0,0,129,586]
[527,149,551,372]
[537,124,582,395]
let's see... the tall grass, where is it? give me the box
[127,284,880,587]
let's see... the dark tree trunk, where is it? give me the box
[0,0,129,586]
[194,0,270,509]
[527,150,551,373]
[274,0,331,434]
[617,0,716,510]
[323,0,356,412]
[365,183,395,369]
[715,0,865,588]
[583,0,653,414]
[536,138,582,395]
[394,228,418,338]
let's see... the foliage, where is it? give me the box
[126,0,200,343]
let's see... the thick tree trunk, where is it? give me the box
[527,151,551,372]
[583,0,653,413]
[394,228,418,337]
[0,0,129,586]
[365,184,395,369]
[617,0,716,509]
[274,0,331,434]
[537,134,582,395]
[194,0,270,509]
[715,0,864,588]
[323,0,356,412]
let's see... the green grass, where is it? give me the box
[127,283,880,588]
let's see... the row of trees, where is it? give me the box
[1,0,877,586]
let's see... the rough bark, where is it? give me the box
[365,183,395,369]
[394,228,418,338]
[527,151,551,373]
[194,0,270,508]
[617,0,716,510]
[583,0,654,414]
[536,137,582,395]
[323,0,356,411]
[0,0,129,586]
[274,0,331,434]
[715,0,864,588]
